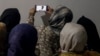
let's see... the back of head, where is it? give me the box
[60,23,87,53]
[8,24,37,56]
[49,5,73,35]
[0,22,6,55]
[77,16,100,52]
[0,8,20,32]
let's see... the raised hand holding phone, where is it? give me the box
[45,6,54,15]
[29,8,36,16]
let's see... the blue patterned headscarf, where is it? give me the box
[7,24,37,56]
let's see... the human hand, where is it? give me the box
[29,7,36,16]
[45,6,54,15]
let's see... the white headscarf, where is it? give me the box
[60,23,87,53]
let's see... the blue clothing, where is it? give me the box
[7,24,37,56]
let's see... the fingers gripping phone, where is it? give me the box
[36,5,47,11]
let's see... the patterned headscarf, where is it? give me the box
[7,24,37,56]
[0,8,20,32]
[49,5,73,35]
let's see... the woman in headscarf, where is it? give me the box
[27,5,73,56]
[0,8,20,33]
[7,24,37,56]
[59,23,87,56]
[0,8,21,56]
[77,16,100,53]
[0,22,6,56]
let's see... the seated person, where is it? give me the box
[27,5,73,56]
[7,24,37,56]
[60,23,87,56]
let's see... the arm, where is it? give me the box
[27,8,36,25]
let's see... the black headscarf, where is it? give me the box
[0,8,20,32]
[7,24,37,56]
[77,16,100,52]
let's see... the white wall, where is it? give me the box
[0,0,100,36]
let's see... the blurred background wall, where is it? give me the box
[0,0,100,36]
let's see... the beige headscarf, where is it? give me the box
[60,23,87,53]
[0,22,6,56]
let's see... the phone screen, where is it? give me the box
[36,5,47,11]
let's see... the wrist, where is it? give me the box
[28,15,34,23]
[29,13,35,17]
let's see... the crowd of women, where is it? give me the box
[0,5,100,56]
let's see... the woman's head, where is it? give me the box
[8,24,37,56]
[77,16,100,52]
[49,5,73,35]
[0,8,20,32]
[60,23,87,53]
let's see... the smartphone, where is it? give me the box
[36,5,47,11]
